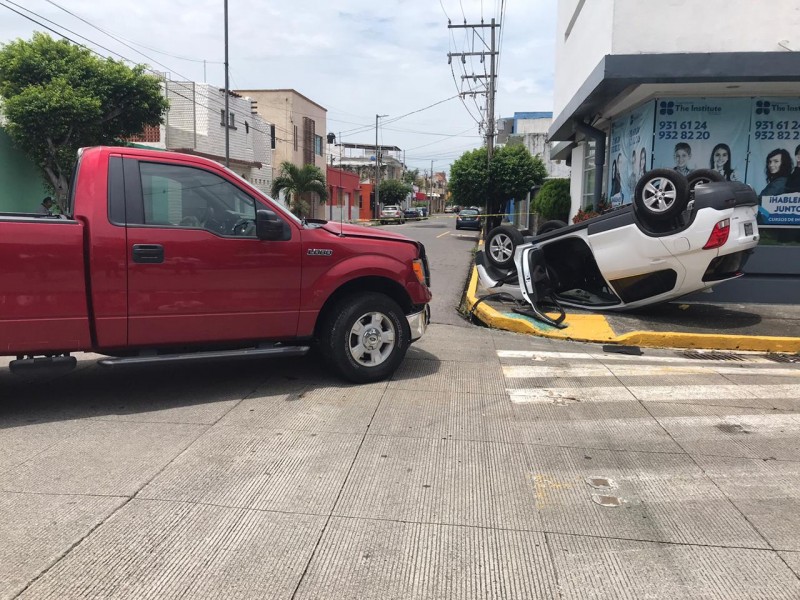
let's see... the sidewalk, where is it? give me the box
[465,267,800,353]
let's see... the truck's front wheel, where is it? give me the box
[321,293,410,383]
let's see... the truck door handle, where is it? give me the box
[132,244,164,264]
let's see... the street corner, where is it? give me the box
[465,266,800,354]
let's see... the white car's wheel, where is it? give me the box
[634,169,689,223]
[536,220,567,236]
[687,169,725,199]
[485,226,524,269]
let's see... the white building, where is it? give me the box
[130,81,274,196]
[548,0,800,303]
[497,112,571,179]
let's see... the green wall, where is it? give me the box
[0,128,49,213]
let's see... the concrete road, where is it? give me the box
[380,214,480,327]
[2,216,800,598]
[2,335,799,599]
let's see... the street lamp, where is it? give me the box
[375,114,388,220]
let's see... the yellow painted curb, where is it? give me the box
[465,266,800,353]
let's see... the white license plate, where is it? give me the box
[744,222,753,236]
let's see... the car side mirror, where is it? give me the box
[256,209,287,241]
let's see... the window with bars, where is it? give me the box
[303,117,315,165]
[219,110,236,129]
[582,140,597,209]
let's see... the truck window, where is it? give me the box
[138,162,257,236]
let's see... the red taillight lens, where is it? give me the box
[703,219,730,249]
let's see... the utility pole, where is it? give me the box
[447,19,499,158]
[223,0,229,168]
[374,114,387,219]
[430,159,434,213]
[448,18,499,226]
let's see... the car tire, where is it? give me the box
[485,225,524,269]
[319,292,409,384]
[633,169,690,223]
[536,220,568,236]
[687,169,725,199]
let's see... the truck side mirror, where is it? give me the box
[256,209,287,241]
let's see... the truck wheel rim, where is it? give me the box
[489,233,514,263]
[642,177,677,213]
[349,311,396,367]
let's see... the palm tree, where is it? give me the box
[271,161,328,218]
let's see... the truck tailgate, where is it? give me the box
[0,217,92,353]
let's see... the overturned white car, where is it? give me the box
[476,169,760,326]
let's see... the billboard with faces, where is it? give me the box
[747,98,800,226]
[607,102,655,208]
[609,97,800,227]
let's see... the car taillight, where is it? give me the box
[703,219,730,249]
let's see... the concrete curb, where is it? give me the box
[465,266,800,353]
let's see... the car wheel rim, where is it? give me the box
[348,311,396,367]
[489,233,514,263]
[642,177,677,213]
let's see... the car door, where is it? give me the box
[123,157,302,346]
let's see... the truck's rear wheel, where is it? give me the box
[320,292,410,383]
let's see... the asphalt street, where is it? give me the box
[1,215,799,599]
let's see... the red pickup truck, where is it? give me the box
[0,146,431,382]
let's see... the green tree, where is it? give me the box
[402,168,419,185]
[449,147,489,210]
[271,161,328,218]
[0,33,169,210]
[532,178,571,222]
[449,145,547,226]
[489,144,548,215]
[379,178,412,206]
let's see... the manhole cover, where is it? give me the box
[680,351,748,361]
[592,494,622,507]
[586,476,617,489]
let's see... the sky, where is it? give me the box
[0,0,558,175]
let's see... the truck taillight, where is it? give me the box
[412,259,426,285]
[703,219,730,249]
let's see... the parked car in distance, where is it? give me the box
[417,207,429,218]
[455,208,482,231]
[379,205,405,225]
[403,208,421,221]
[444,206,454,213]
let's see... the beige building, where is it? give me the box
[234,89,327,171]
[235,89,327,218]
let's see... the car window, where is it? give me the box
[461,209,478,216]
[139,162,257,236]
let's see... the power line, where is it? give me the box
[43,0,222,65]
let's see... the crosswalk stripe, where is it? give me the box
[503,364,800,379]
[507,384,800,404]
[508,387,638,403]
[497,349,774,364]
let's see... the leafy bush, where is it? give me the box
[532,179,571,222]
[572,200,611,224]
